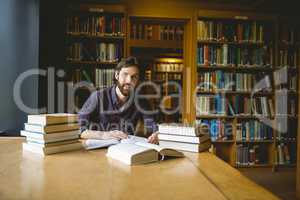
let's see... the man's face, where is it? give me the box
[115,66,139,96]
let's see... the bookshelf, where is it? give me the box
[195,11,277,168]
[128,16,185,123]
[64,4,127,110]
[273,18,299,169]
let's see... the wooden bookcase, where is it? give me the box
[127,16,185,123]
[63,4,127,110]
[195,10,278,168]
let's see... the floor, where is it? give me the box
[239,167,297,200]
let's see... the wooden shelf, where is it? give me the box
[155,71,182,74]
[197,40,265,46]
[66,60,118,66]
[276,139,297,143]
[236,164,273,168]
[197,90,274,96]
[212,140,235,143]
[129,39,183,49]
[66,32,125,39]
[236,140,274,143]
[197,65,273,71]
[275,163,296,168]
[196,115,234,119]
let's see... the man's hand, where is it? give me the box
[81,130,128,140]
[147,132,159,144]
[106,130,128,140]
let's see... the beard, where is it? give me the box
[116,81,134,97]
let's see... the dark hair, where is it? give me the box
[114,56,139,83]
[115,56,139,72]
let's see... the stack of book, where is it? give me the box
[21,113,82,156]
[158,123,211,153]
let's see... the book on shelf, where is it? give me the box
[197,20,266,43]
[67,42,122,63]
[27,113,78,125]
[235,120,273,141]
[95,69,114,89]
[276,143,292,165]
[236,144,268,166]
[66,15,125,36]
[130,23,183,41]
[106,137,184,165]
[196,119,233,142]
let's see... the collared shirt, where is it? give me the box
[78,85,158,135]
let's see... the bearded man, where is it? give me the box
[79,56,159,144]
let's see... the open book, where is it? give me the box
[106,140,184,165]
[82,135,147,150]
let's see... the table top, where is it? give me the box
[0,138,280,200]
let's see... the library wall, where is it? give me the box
[0,0,39,134]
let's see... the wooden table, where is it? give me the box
[0,138,280,200]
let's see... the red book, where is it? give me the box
[204,45,210,66]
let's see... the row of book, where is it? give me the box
[130,24,184,41]
[66,15,125,36]
[236,121,273,141]
[96,43,122,62]
[157,123,211,152]
[278,50,298,67]
[275,94,297,116]
[155,73,182,81]
[21,114,82,156]
[197,45,271,66]
[95,69,114,89]
[274,69,297,90]
[71,69,93,85]
[276,119,297,140]
[155,63,183,72]
[196,95,274,117]
[197,71,272,92]
[276,143,292,165]
[236,144,268,166]
[197,20,266,43]
[196,120,233,141]
[66,42,122,62]
[71,68,114,89]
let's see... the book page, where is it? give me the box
[134,142,184,158]
[120,135,148,144]
[134,142,164,152]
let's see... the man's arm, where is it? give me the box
[81,129,128,140]
[141,100,159,144]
